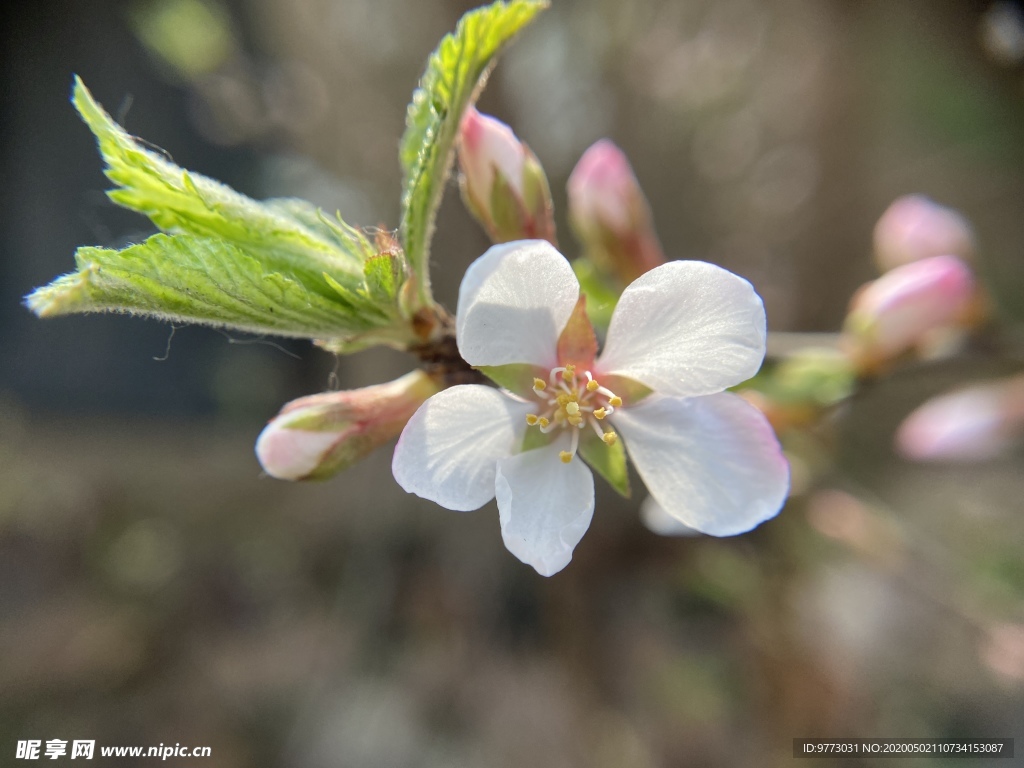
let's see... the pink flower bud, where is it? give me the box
[873,195,974,272]
[567,139,665,285]
[896,376,1024,462]
[256,370,439,481]
[457,108,556,245]
[843,254,975,372]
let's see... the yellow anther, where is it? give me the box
[556,392,570,406]
[586,379,599,392]
[533,378,546,391]
[562,364,576,381]
[526,414,538,426]
[538,417,550,428]
[602,431,618,446]
[609,396,623,407]
[565,401,580,416]
[567,414,584,426]
[559,450,573,463]
[593,407,607,420]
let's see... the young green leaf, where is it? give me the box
[30,78,419,351]
[363,251,404,303]
[398,0,547,309]
[71,77,373,296]
[26,233,400,342]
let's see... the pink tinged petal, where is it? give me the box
[392,385,530,512]
[495,439,595,577]
[597,261,767,397]
[613,392,789,536]
[256,371,440,481]
[568,138,638,233]
[459,108,526,200]
[843,254,975,366]
[568,140,665,284]
[256,427,343,481]
[456,240,580,369]
[873,195,974,272]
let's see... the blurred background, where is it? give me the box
[2,0,1024,765]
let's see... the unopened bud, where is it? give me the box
[457,108,556,245]
[843,254,975,373]
[896,375,1024,462]
[873,195,974,272]
[256,370,440,481]
[568,139,665,285]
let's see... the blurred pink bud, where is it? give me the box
[457,108,556,244]
[256,370,439,481]
[981,622,1024,682]
[567,139,666,285]
[873,195,974,272]
[896,376,1024,462]
[843,254,975,372]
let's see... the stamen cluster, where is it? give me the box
[525,364,621,463]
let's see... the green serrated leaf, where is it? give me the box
[321,272,385,319]
[578,430,630,498]
[32,78,420,350]
[265,197,377,262]
[398,0,547,308]
[26,233,385,338]
[71,76,368,299]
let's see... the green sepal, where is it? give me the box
[398,0,547,308]
[476,363,547,398]
[600,374,654,406]
[578,429,630,498]
[488,168,528,242]
[571,258,620,334]
[521,424,556,453]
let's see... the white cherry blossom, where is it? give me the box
[392,240,789,576]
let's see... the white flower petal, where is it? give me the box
[392,385,529,512]
[495,440,595,576]
[597,261,767,396]
[456,240,580,369]
[613,392,789,535]
[639,496,702,537]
